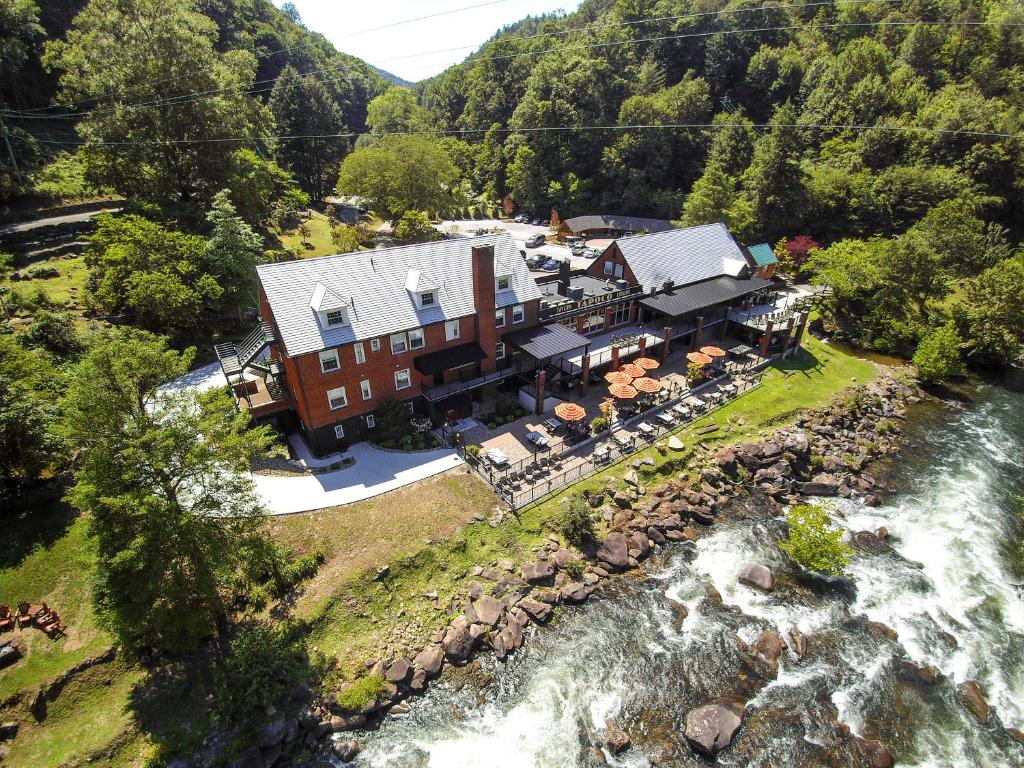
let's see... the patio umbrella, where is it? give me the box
[608,383,638,399]
[686,351,713,366]
[604,371,633,385]
[633,377,662,394]
[634,357,660,371]
[554,402,587,421]
[700,345,727,358]
[620,363,646,378]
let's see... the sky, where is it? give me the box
[275,0,584,82]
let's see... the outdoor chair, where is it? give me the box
[33,607,55,629]
[0,605,12,633]
[43,614,65,639]
[17,602,44,628]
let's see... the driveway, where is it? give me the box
[437,219,597,272]
[0,206,122,235]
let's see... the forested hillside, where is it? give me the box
[406,0,1024,361]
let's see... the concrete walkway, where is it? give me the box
[253,442,463,515]
[162,361,464,515]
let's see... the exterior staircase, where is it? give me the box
[214,322,275,378]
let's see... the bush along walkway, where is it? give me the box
[280,375,920,766]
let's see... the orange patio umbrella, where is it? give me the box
[634,357,660,371]
[687,351,713,365]
[633,377,662,394]
[608,383,638,399]
[700,345,727,358]
[604,370,633,385]
[554,402,587,421]
[620,363,646,378]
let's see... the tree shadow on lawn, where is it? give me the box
[768,346,825,379]
[0,489,77,572]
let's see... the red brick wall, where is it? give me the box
[472,245,497,373]
[585,243,638,285]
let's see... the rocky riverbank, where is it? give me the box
[239,374,937,768]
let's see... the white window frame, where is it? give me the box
[319,349,339,373]
[390,333,408,355]
[496,275,510,291]
[360,379,372,401]
[495,308,506,328]
[394,368,412,391]
[445,319,460,341]
[512,304,525,324]
[603,260,614,276]
[354,342,366,364]
[420,291,435,307]
[614,263,624,278]
[370,338,381,352]
[496,341,506,360]
[327,386,348,411]
[366,414,376,429]
[408,328,425,350]
[334,424,345,439]
[325,310,347,327]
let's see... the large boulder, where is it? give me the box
[738,563,774,592]
[442,616,476,661]
[260,718,287,749]
[684,703,744,756]
[596,532,630,571]
[854,737,894,768]
[472,595,504,627]
[331,738,362,763]
[714,447,738,475]
[604,719,631,754]
[521,560,555,582]
[797,480,839,496]
[956,680,990,725]
[788,627,808,659]
[413,645,444,677]
[518,597,553,623]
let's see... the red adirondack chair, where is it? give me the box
[0,605,13,632]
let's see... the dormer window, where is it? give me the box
[325,310,347,327]
[496,276,510,291]
[405,268,439,309]
[420,291,435,307]
[310,281,351,330]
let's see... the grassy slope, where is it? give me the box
[0,336,879,763]
[278,211,338,258]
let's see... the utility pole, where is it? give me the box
[1,118,22,184]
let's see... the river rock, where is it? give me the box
[260,717,286,748]
[521,560,555,582]
[518,597,553,623]
[898,661,942,686]
[442,616,476,661]
[409,667,427,692]
[738,563,774,592]
[684,703,744,756]
[604,719,631,754]
[782,628,806,661]
[956,680,990,724]
[596,532,630,571]
[331,738,361,762]
[796,480,839,496]
[472,595,504,627]
[385,658,412,684]
[714,447,738,474]
[413,645,444,677]
[851,530,888,554]
[629,530,651,557]
[853,737,894,768]
[612,490,632,508]
[327,713,366,732]
[753,629,787,669]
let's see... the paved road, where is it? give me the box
[438,219,600,273]
[0,206,122,235]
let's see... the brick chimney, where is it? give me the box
[472,244,497,373]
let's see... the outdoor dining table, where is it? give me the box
[672,404,691,416]
[542,417,561,432]
[613,433,633,448]
[527,431,549,448]
[637,422,656,436]
[594,445,611,461]
[657,412,675,426]
[721,383,737,394]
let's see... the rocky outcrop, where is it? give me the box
[684,702,744,756]
[596,532,630,571]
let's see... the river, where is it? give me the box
[346,376,1024,768]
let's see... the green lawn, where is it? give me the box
[3,254,90,311]
[279,211,338,258]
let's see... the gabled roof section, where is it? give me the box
[747,243,778,267]
[564,214,675,234]
[404,268,438,293]
[614,222,749,292]
[309,281,350,312]
[257,233,542,357]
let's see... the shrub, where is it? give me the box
[589,416,607,434]
[562,557,585,580]
[557,496,595,547]
[22,309,84,359]
[913,321,964,384]
[24,265,60,279]
[465,444,481,464]
[779,504,854,575]
[687,361,706,383]
[335,673,386,713]
[374,398,412,445]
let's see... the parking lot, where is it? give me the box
[436,218,600,272]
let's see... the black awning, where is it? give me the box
[504,323,590,360]
[638,275,774,318]
[413,341,486,375]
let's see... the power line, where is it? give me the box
[11,121,1022,148]
[6,16,1015,123]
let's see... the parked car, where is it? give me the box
[566,236,584,247]
[532,218,546,226]
[526,255,543,269]
[571,243,586,256]
[585,246,603,258]
[541,258,560,271]
[525,233,546,248]
[515,214,529,223]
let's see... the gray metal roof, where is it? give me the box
[563,214,674,234]
[257,233,541,357]
[613,222,749,294]
[638,275,774,317]
[504,323,590,360]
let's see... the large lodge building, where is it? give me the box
[215,222,804,457]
